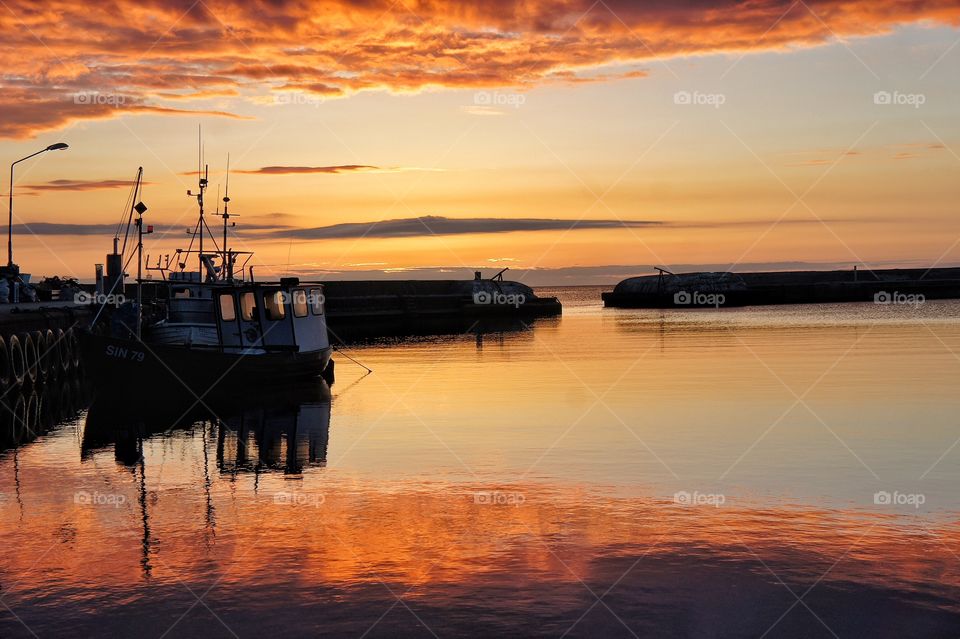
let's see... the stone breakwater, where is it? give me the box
[602,267,960,308]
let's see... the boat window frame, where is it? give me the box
[263,290,287,321]
[292,289,309,318]
[309,287,324,315]
[218,293,237,322]
[240,291,257,321]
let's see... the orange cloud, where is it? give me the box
[0,0,958,137]
[0,88,249,139]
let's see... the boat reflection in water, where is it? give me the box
[75,381,331,581]
[82,381,331,474]
[0,374,90,453]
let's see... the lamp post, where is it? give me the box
[7,142,69,270]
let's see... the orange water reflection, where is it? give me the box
[3,298,960,636]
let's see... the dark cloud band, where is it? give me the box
[268,216,661,239]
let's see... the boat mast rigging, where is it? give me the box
[220,153,237,283]
[139,132,253,283]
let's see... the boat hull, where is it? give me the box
[80,331,333,391]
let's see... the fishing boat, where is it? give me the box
[80,156,335,390]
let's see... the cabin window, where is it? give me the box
[173,288,191,298]
[240,292,257,321]
[310,288,324,315]
[264,291,286,320]
[219,294,236,322]
[292,289,308,318]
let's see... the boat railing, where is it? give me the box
[180,343,301,353]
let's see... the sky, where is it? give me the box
[0,0,958,285]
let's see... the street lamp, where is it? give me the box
[7,142,70,269]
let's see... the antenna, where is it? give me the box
[222,153,233,282]
[223,156,229,212]
[200,161,207,277]
[185,128,211,278]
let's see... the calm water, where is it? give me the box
[2,287,960,637]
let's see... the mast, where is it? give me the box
[222,154,231,282]
[186,129,209,281]
[132,167,147,339]
[136,204,142,339]
[198,163,207,278]
[194,125,208,279]
[181,134,247,283]
[198,127,203,277]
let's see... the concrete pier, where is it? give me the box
[602,267,960,308]
[321,279,561,340]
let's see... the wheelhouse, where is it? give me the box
[214,280,328,353]
[164,272,216,324]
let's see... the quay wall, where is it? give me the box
[602,267,960,308]
[320,279,561,339]
[0,302,90,391]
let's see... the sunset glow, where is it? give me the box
[1,0,958,283]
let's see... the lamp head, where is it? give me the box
[45,143,69,151]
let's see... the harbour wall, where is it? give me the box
[602,267,960,308]
[320,279,561,340]
[0,302,89,392]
